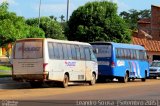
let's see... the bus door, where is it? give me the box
[138,50,148,78]
[68,45,85,81]
[128,50,142,78]
[84,47,93,80]
[74,46,85,81]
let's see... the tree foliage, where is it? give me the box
[119,9,151,30]
[0,2,45,46]
[26,17,66,40]
[66,1,131,43]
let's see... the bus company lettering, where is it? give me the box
[117,60,125,66]
[18,47,41,52]
[65,61,76,66]
[24,47,41,51]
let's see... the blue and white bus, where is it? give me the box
[91,42,149,83]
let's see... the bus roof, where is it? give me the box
[91,42,145,50]
[16,38,91,46]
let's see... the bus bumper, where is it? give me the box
[12,74,49,82]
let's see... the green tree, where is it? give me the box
[27,26,45,38]
[49,15,57,21]
[0,2,44,46]
[139,9,151,18]
[60,15,65,22]
[26,17,66,39]
[66,1,131,43]
[120,9,151,30]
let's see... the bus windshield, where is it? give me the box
[14,40,43,59]
[92,44,111,57]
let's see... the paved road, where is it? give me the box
[0,79,160,106]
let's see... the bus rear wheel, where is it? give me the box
[61,74,69,88]
[141,71,147,82]
[89,73,96,85]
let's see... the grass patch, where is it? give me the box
[0,72,11,78]
[0,65,11,71]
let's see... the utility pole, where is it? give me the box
[38,0,41,28]
[66,0,70,21]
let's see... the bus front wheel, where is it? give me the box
[119,73,128,83]
[89,73,96,85]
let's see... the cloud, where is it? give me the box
[0,0,18,5]
[105,0,130,13]
[41,4,68,13]
[33,2,76,18]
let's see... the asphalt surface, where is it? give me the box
[0,77,30,89]
[0,78,160,106]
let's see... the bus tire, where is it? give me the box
[141,78,146,82]
[128,78,131,82]
[30,81,43,88]
[119,73,128,83]
[141,71,147,82]
[89,73,96,85]
[61,74,69,88]
[153,76,157,79]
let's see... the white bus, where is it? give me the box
[11,38,98,88]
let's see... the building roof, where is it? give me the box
[132,37,160,52]
[139,30,152,39]
[132,30,152,39]
[151,5,160,8]
[138,18,151,24]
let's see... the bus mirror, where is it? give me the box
[93,48,98,54]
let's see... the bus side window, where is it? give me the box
[84,47,91,61]
[126,49,130,59]
[67,44,72,60]
[80,46,85,60]
[139,50,144,60]
[124,49,127,59]
[75,46,80,60]
[116,48,120,58]
[62,44,68,59]
[71,45,77,60]
[90,49,97,62]
[116,48,118,58]
[119,49,123,59]
[133,50,137,59]
[139,50,147,60]
[53,43,60,59]
[136,50,139,60]
[48,42,54,59]
[57,43,63,60]
[130,49,134,59]
[121,49,125,59]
